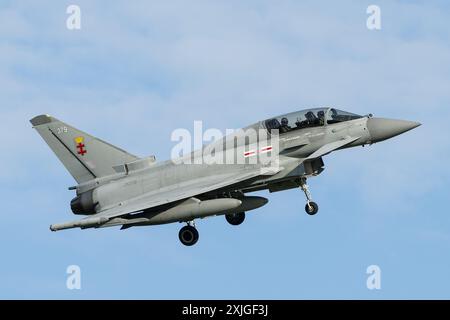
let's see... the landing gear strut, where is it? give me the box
[179,221,199,246]
[300,178,319,215]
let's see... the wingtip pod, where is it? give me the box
[49,217,109,232]
[30,114,54,127]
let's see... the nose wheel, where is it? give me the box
[305,201,319,215]
[300,178,319,215]
[179,222,199,246]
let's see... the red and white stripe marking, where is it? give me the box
[260,146,273,153]
[244,146,273,157]
[243,150,256,158]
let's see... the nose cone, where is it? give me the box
[367,118,421,143]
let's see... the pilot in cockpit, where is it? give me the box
[305,111,317,125]
[317,110,325,125]
[280,117,291,133]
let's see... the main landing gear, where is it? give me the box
[178,211,247,246]
[300,178,319,215]
[178,221,199,246]
[225,212,245,226]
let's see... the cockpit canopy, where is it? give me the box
[264,107,363,133]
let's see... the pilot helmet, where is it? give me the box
[305,111,314,119]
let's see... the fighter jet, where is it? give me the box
[30,107,420,246]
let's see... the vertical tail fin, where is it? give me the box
[30,114,139,183]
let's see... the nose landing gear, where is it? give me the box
[300,178,319,215]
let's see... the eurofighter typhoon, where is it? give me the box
[30,108,420,246]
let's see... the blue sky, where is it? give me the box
[1,0,450,299]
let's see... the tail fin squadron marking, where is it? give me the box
[74,136,87,156]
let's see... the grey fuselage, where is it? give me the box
[68,107,419,229]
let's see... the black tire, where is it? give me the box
[178,225,199,246]
[225,212,245,226]
[305,201,319,215]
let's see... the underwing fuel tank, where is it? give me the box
[141,198,240,224]
[126,196,269,226]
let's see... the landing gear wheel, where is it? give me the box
[225,212,245,226]
[179,225,199,246]
[305,201,319,215]
[300,178,319,216]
